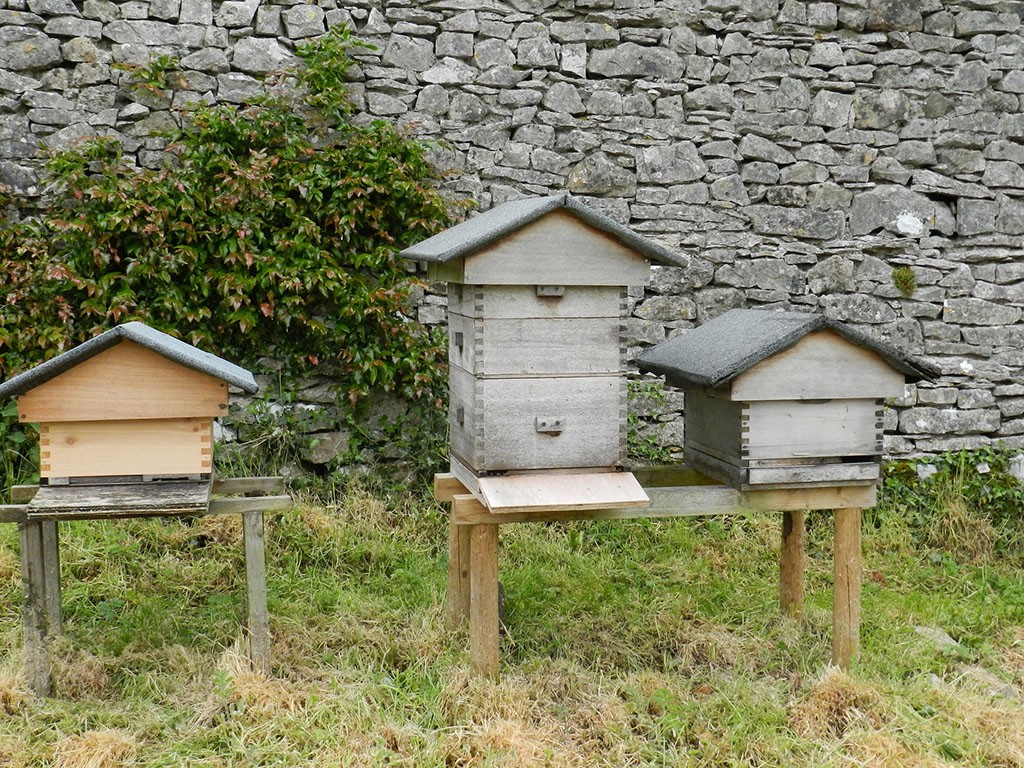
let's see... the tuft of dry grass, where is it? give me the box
[50,643,110,700]
[167,514,244,548]
[194,645,308,726]
[789,667,888,740]
[0,545,19,590]
[839,730,949,768]
[926,493,996,562]
[54,730,136,768]
[0,670,28,715]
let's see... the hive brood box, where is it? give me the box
[638,309,936,491]
[0,322,257,501]
[402,193,684,512]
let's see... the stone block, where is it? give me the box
[0,27,61,71]
[856,187,955,236]
[588,42,683,80]
[436,31,473,58]
[541,81,585,114]
[957,199,997,237]
[943,298,1022,326]
[636,142,707,184]
[746,204,843,240]
[46,17,102,38]
[422,57,476,84]
[899,407,999,435]
[955,11,1019,36]
[566,152,636,196]
[282,5,325,39]
[473,38,513,69]
[737,133,795,164]
[516,35,557,68]
[232,37,296,76]
[215,0,259,28]
[809,90,853,128]
[383,35,435,72]
[853,88,908,129]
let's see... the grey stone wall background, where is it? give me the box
[3,0,1024,459]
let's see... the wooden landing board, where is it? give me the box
[26,480,212,520]
[476,471,649,514]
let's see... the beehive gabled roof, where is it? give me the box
[399,192,685,267]
[0,322,259,398]
[637,309,938,389]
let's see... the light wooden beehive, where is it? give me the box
[0,322,258,484]
[402,193,685,512]
[638,309,937,491]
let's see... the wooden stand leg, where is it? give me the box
[446,516,472,629]
[469,523,499,679]
[243,510,271,675]
[832,507,862,669]
[780,510,805,621]
[19,521,52,696]
[41,521,63,636]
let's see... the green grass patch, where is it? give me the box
[1,473,1023,766]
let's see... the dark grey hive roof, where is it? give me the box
[399,192,685,267]
[0,322,259,398]
[637,309,938,390]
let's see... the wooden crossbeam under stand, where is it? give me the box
[436,468,872,679]
[3,477,290,694]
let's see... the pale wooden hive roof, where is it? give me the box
[400,192,685,267]
[637,309,938,390]
[0,322,259,398]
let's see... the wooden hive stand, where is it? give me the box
[1,477,290,695]
[0,322,292,694]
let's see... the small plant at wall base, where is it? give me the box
[0,26,453,480]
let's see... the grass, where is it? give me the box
[1,480,1023,766]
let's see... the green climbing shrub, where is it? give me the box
[0,25,453,489]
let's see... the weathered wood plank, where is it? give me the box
[461,211,651,286]
[745,462,879,487]
[446,517,472,629]
[780,510,805,621]
[0,505,28,523]
[41,418,211,479]
[205,496,292,516]
[685,392,745,460]
[41,521,63,636]
[17,340,227,423]
[745,400,880,459]
[449,367,626,472]
[434,473,469,503]
[477,471,649,514]
[243,510,271,675]
[832,507,862,669]
[10,485,38,504]
[731,329,906,401]
[744,485,876,511]
[469,522,500,679]
[451,314,623,376]
[27,480,211,520]
[20,521,52,696]
[451,484,745,525]
[212,477,286,495]
[449,284,622,320]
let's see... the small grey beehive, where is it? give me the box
[637,309,937,491]
[402,193,684,512]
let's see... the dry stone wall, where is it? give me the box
[3,0,1024,457]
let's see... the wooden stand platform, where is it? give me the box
[0,476,291,695]
[436,467,872,679]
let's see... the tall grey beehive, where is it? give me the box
[402,193,684,511]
